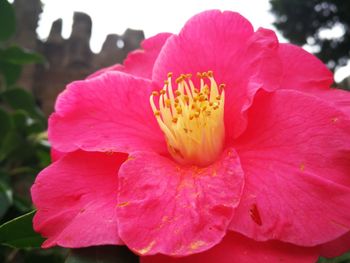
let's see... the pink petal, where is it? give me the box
[116,149,244,256]
[140,231,319,263]
[320,231,350,258]
[152,10,282,139]
[50,148,65,162]
[278,44,350,113]
[297,87,350,115]
[230,89,350,246]
[88,33,172,79]
[310,88,350,114]
[31,151,127,248]
[49,71,167,154]
[87,64,125,79]
[121,33,172,79]
[278,43,333,90]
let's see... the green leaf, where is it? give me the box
[0,182,12,219]
[1,88,35,112]
[12,109,28,131]
[0,107,11,139]
[1,88,43,119]
[11,110,45,135]
[65,246,139,263]
[13,194,33,213]
[23,248,68,263]
[0,0,16,41]
[36,149,51,168]
[0,61,22,86]
[0,210,44,248]
[0,128,21,161]
[0,110,17,161]
[317,253,350,262]
[0,46,45,65]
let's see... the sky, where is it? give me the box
[36,0,349,82]
[37,0,276,52]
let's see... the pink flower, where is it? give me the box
[31,10,350,263]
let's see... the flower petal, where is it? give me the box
[31,151,127,248]
[116,149,244,256]
[278,44,350,113]
[49,72,167,154]
[230,89,350,246]
[153,10,254,83]
[50,148,65,162]
[278,43,333,90]
[121,33,172,79]
[152,10,282,139]
[87,64,125,79]
[296,87,350,115]
[320,231,350,258]
[88,33,172,80]
[140,231,319,263]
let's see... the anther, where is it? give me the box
[165,99,171,108]
[184,95,189,103]
[149,71,225,166]
[176,76,184,83]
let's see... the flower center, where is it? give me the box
[150,71,225,166]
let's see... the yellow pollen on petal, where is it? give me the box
[117,201,129,207]
[150,71,225,166]
[136,241,156,255]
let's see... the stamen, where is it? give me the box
[150,71,225,166]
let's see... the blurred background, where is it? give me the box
[0,0,349,262]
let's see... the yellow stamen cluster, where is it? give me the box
[150,71,225,166]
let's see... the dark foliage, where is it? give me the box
[270,0,350,70]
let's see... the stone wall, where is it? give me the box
[13,0,144,115]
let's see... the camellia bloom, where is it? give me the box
[31,10,350,263]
